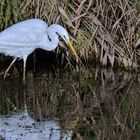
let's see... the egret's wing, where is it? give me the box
[0,19,48,47]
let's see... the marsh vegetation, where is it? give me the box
[0,1,140,140]
[0,0,140,68]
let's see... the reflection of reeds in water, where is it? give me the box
[0,0,140,68]
[0,68,140,139]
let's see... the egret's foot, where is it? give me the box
[4,70,9,79]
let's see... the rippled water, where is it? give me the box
[0,66,140,140]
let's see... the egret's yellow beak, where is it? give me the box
[66,39,79,61]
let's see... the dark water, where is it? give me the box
[0,66,140,140]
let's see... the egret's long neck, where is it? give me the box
[41,29,59,51]
[48,31,59,50]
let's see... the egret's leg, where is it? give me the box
[4,58,17,79]
[23,57,27,83]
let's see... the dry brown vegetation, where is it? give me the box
[0,0,140,68]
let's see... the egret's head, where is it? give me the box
[49,24,79,61]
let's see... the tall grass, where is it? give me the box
[0,0,140,68]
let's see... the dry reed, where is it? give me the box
[0,0,140,68]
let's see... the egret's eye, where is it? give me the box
[63,35,67,40]
[56,32,59,36]
[56,32,61,39]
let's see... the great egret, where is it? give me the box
[0,19,79,82]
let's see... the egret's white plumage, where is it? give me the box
[0,19,79,82]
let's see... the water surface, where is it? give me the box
[0,67,140,140]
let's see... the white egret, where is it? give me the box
[0,19,79,82]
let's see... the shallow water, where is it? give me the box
[0,67,140,140]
